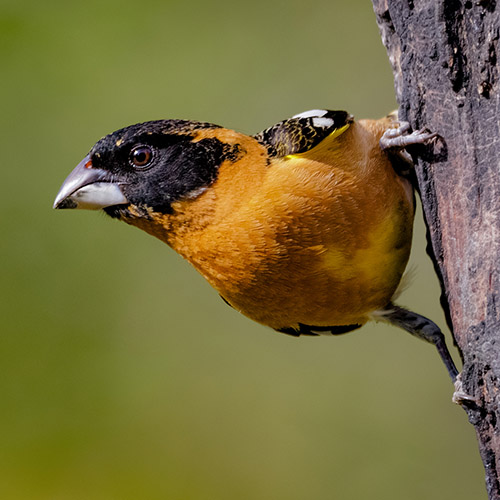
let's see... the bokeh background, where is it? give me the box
[1,1,485,499]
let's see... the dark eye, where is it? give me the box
[129,145,154,168]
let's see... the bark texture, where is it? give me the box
[372,1,500,498]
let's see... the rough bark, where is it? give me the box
[371,1,500,498]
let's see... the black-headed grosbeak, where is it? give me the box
[54,110,458,380]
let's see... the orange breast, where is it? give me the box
[129,120,414,330]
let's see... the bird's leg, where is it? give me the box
[377,305,459,382]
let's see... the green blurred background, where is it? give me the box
[1,0,485,499]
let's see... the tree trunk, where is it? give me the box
[371,1,500,498]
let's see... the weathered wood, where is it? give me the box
[372,1,500,498]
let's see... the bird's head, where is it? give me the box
[54,120,243,214]
[53,119,252,243]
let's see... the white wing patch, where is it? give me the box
[312,117,335,128]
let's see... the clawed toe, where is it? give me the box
[380,121,438,151]
[452,373,478,405]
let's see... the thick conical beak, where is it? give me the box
[53,155,128,210]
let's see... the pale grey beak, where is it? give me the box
[53,155,129,210]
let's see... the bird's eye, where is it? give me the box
[130,145,154,168]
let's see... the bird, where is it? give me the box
[53,109,458,381]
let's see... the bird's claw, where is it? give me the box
[380,121,438,151]
[452,372,478,406]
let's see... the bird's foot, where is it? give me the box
[380,121,438,151]
[452,372,479,406]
